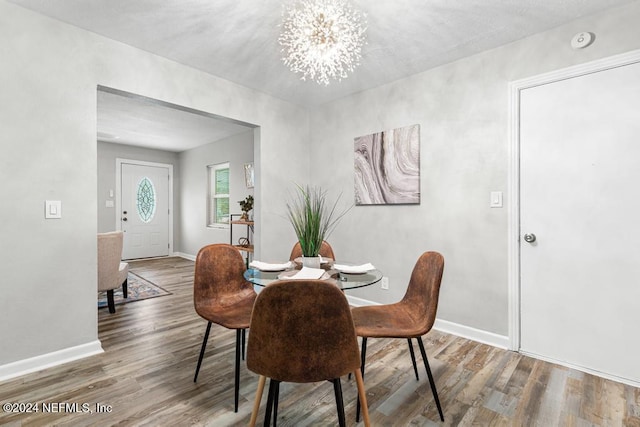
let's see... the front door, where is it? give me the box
[120,162,170,259]
[519,59,640,383]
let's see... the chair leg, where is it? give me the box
[249,375,266,427]
[106,289,116,313]
[122,278,128,298]
[193,322,212,382]
[417,336,444,422]
[354,370,371,427]
[273,381,280,427]
[234,329,242,412]
[264,379,280,427]
[407,338,420,380]
[242,328,246,361]
[264,379,274,427]
[356,337,368,423]
[332,378,346,427]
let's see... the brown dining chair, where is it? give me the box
[288,240,336,261]
[193,243,257,412]
[351,251,445,422]
[246,279,370,427]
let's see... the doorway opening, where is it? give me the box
[97,86,259,260]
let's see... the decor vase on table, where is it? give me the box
[285,184,351,261]
[302,256,322,269]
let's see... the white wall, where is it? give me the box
[309,1,640,338]
[97,141,180,234]
[179,130,255,257]
[0,0,308,370]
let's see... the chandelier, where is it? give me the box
[279,0,367,85]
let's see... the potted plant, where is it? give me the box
[286,184,350,267]
[238,195,254,221]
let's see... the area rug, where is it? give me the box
[98,272,171,309]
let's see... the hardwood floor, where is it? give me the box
[1,256,639,426]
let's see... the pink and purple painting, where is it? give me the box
[354,124,420,205]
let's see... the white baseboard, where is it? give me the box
[346,296,509,349]
[519,350,640,389]
[433,319,510,349]
[173,252,196,261]
[0,340,104,382]
[346,295,381,307]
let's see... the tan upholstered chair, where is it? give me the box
[351,251,445,422]
[246,279,370,427]
[193,243,257,413]
[288,240,336,261]
[97,231,129,314]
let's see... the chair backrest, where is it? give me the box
[400,251,445,335]
[288,240,336,261]
[97,231,124,292]
[247,279,360,383]
[193,244,255,316]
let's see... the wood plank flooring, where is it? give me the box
[1,256,639,426]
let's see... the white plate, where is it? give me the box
[333,263,375,274]
[249,261,292,272]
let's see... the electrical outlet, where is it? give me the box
[381,277,389,290]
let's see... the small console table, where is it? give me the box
[229,214,253,267]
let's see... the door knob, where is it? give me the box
[122,217,128,222]
[524,233,536,243]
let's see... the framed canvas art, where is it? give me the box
[354,124,420,205]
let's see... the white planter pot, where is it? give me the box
[301,256,322,269]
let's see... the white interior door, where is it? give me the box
[120,163,170,260]
[520,60,640,384]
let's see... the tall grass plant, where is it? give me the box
[286,185,351,257]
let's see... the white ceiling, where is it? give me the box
[10,0,635,150]
[97,89,253,152]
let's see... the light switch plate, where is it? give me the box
[105,200,115,208]
[45,200,62,219]
[490,191,503,208]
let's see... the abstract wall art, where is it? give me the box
[354,124,420,205]
[244,162,254,188]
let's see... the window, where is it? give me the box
[208,162,230,227]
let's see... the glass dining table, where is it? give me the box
[244,262,383,291]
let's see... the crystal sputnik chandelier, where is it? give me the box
[279,0,367,85]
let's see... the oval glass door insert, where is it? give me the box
[136,177,156,223]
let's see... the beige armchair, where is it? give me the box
[97,231,129,313]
